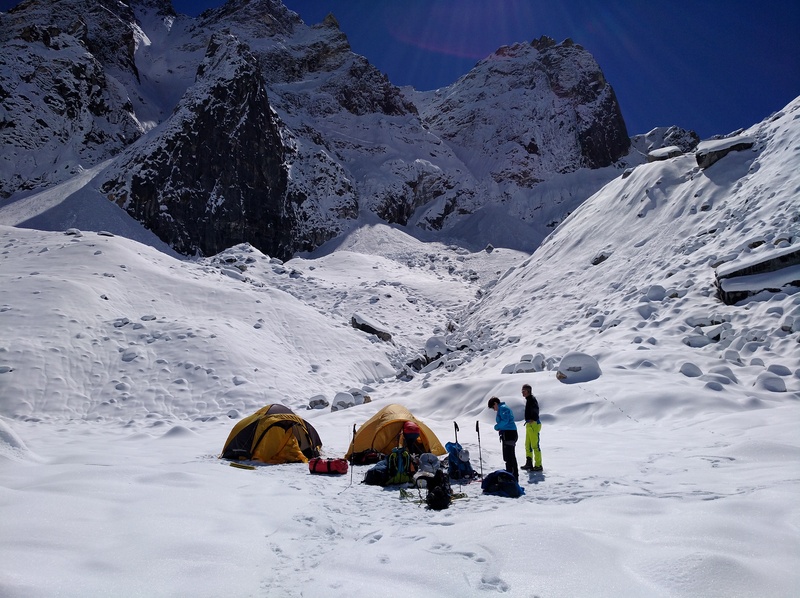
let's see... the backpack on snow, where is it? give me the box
[445,441,477,481]
[363,458,389,486]
[412,453,441,489]
[417,452,441,475]
[425,469,452,510]
[481,469,525,498]
[385,447,414,485]
[308,457,348,475]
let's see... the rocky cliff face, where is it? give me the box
[1,0,635,259]
[100,32,291,257]
[0,0,145,197]
[420,36,630,185]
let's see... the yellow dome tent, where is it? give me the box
[345,403,445,459]
[221,404,322,464]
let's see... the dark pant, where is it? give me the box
[500,430,518,479]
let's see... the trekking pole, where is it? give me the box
[349,423,356,486]
[453,421,462,493]
[476,421,483,479]
[339,423,357,495]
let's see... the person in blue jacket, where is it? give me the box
[488,396,519,480]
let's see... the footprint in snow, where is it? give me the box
[479,575,509,592]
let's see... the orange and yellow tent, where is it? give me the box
[345,403,445,459]
[221,404,322,464]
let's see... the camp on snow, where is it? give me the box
[346,403,446,460]
[220,404,322,464]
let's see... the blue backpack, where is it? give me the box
[481,470,525,498]
[445,441,476,481]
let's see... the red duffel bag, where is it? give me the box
[308,457,348,475]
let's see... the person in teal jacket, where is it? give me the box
[488,396,519,480]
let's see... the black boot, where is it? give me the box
[521,457,533,471]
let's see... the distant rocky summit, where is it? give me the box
[1,0,635,259]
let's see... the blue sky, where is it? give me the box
[2,0,798,138]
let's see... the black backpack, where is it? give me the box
[481,470,525,498]
[362,458,389,486]
[425,469,452,510]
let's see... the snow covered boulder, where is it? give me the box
[502,352,547,375]
[308,394,329,410]
[780,316,797,333]
[682,333,712,348]
[767,364,792,377]
[331,392,355,411]
[528,353,547,371]
[696,135,754,169]
[714,244,800,305]
[347,387,371,405]
[513,361,536,373]
[351,313,392,341]
[420,356,446,374]
[679,362,703,377]
[647,145,682,162]
[753,372,786,393]
[556,352,602,383]
[425,336,451,360]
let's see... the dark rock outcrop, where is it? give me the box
[0,0,144,197]
[696,134,755,169]
[101,33,292,258]
[715,245,800,305]
[351,314,392,341]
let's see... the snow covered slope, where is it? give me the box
[454,97,800,401]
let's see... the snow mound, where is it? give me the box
[556,352,602,384]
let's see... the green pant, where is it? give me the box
[525,421,542,467]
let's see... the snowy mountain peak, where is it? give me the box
[199,0,302,35]
[419,33,629,189]
[1,0,637,259]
